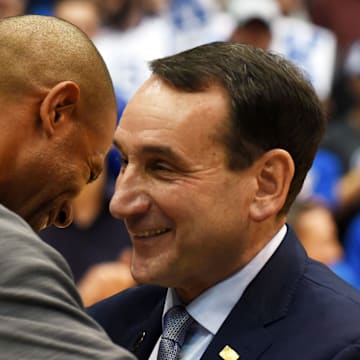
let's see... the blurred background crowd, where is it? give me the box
[5,0,360,304]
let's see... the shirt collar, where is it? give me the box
[163,224,287,334]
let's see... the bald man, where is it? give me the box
[0,15,135,359]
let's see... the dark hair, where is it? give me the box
[150,42,326,214]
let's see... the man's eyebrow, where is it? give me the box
[112,140,185,164]
[140,145,188,167]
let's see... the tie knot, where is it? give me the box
[162,306,193,347]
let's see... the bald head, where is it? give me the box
[0,15,118,231]
[0,15,116,123]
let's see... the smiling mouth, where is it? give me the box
[133,228,170,238]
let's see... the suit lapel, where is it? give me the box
[129,298,164,360]
[202,226,308,359]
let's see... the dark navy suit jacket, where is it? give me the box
[89,226,360,359]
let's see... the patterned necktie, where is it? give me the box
[157,306,194,360]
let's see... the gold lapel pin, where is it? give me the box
[219,345,240,360]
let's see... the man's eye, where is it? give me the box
[149,161,172,172]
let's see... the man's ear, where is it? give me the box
[249,149,295,222]
[40,81,80,137]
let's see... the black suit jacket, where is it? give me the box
[89,226,360,359]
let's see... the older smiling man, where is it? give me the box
[89,42,360,360]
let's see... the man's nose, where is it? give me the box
[54,201,74,228]
[109,168,151,219]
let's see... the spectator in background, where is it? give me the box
[54,0,100,38]
[315,40,360,289]
[291,39,360,292]
[271,0,337,104]
[93,0,169,101]
[94,0,234,102]
[289,201,343,265]
[307,0,360,118]
[227,0,279,50]
[226,0,337,104]
[288,200,359,289]
[100,0,144,30]
[307,0,360,61]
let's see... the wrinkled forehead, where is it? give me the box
[119,76,230,132]
[114,76,230,157]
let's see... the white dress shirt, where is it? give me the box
[149,225,287,359]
